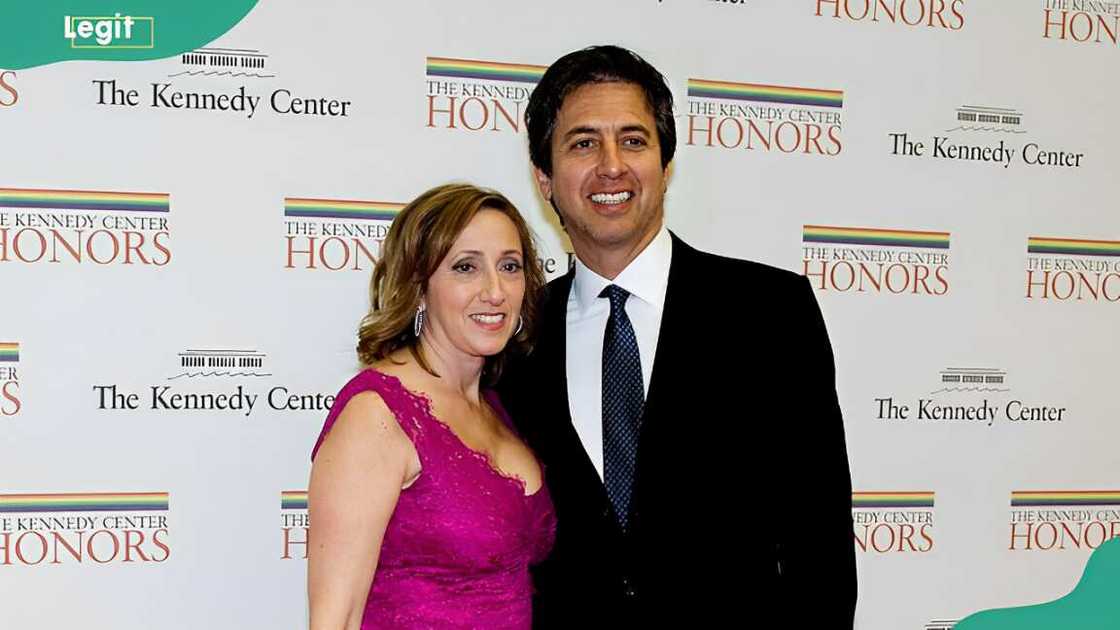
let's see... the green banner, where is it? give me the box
[957,538,1120,629]
[0,1,259,69]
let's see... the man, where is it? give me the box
[502,45,856,628]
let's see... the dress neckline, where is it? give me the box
[364,368,545,499]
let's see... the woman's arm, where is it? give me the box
[308,391,415,630]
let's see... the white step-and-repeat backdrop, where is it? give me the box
[2,1,1118,628]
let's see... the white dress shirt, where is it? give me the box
[565,227,672,480]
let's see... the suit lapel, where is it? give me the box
[640,233,695,432]
[535,271,610,507]
[535,271,573,427]
[629,233,697,521]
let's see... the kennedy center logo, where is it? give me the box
[853,492,935,554]
[173,47,273,79]
[0,492,169,566]
[802,225,950,295]
[890,104,1084,169]
[284,197,402,272]
[874,367,1070,427]
[686,78,843,156]
[814,0,965,29]
[1025,236,1120,302]
[94,347,335,416]
[89,43,352,119]
[1042,1,1120,45]
[425,57,544,133]
[172,349,269,378]
[1010,491,1120,551]
[0,188,170,266]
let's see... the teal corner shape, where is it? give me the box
[0,1,260,70]
[956,537,1120,629]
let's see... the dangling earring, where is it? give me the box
[414,304,426,337]
[514,315,524,336]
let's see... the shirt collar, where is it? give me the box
[571,226,672,315]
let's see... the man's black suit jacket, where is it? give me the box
[501,233,856,628]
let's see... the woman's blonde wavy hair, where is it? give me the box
[356,183,545,383]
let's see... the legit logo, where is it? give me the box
[63,13,154,48]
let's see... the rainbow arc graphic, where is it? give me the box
[852,492,935,509]
[1028,237,1120,258]
[0,343,18,362]
[426,57,546,83]
[1011,491,1120,507]
[284,198,403,221]
[0,492,169,513]
[281,490,308,510]
[0,188,169,213]
[804,225,950,249]
[688,78,843,108]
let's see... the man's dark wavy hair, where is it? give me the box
[525,45,676,176]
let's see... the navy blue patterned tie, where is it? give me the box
[601,284,644,531]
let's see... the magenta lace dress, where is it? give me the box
[311,369,556,629]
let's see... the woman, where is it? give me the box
[307,183,554,629]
